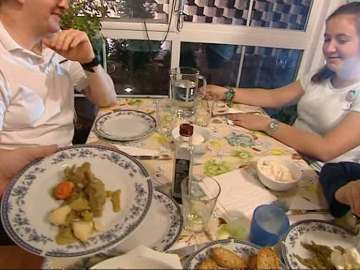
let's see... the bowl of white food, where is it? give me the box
[172,125,210,155]
[256,156,302,191]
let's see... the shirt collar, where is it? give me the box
[0,21,43,59]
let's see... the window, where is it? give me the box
[106,38,171,95]
[98,0,336,99]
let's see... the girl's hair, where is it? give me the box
[311,2,360,83]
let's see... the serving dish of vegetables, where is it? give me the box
[1,145,153,258]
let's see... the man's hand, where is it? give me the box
[335,180,360,216]
[42,29,95,64]
[0,145,57,196]
[228,113,271,132]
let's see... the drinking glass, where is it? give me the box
[155,98,177,137]
[194,98,212,127]
[170,67,207,118]
[249,204,290,246]
[181,176,221,232]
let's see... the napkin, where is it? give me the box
[91,245,182,269]
[115,145,159,156]
[208,169,277,219]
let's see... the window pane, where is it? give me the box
[180,42,240,86]
[183,0,249,25]
[240,46,302,123]
[250,0,313,30]
[103,0,169,21]
[183,0,312,30]
[106,38,171,95]
[240,46,302,88]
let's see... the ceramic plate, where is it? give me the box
[105,190,183,254]
[281,219,357,269]
[184,239,260,269]
[94,110,156,141]
[1,145,153,258]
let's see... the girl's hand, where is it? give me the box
[335,180,360,216]
[228,113,271,131]
[43,29,95,64]
[203,84,228,100]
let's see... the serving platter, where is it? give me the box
[1,145,153,258]
[281,219,357,269]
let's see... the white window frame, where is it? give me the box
[101,0,344,88]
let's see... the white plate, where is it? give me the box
[184,239,260,269]
[95,110,156,141]
[105,190,182,254]
[281,219,357,269]
[1,145,153,258]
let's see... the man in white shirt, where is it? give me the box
[0,0,117,149]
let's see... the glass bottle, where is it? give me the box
[172,123,193,204]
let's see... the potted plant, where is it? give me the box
[60,0,107,58]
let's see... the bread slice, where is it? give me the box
[256,247,281,270]
[210,247,247,269]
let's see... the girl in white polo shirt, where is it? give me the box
[204,2,360,168]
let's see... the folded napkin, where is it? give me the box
[91,245,182,269]
[115,145,159,156]
[208,169,277,219]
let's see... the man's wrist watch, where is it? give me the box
[81,56,100,72]
[224,87,235,107]
[266,119,280,135]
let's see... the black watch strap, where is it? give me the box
[81,57,100,72]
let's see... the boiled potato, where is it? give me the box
[48,205,71,225]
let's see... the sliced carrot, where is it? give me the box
[54,181,74,200]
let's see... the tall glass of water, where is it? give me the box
[170,67,207,118]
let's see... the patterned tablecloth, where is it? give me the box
[88,98,329,241]
[45,97,330,268]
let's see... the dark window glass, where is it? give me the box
[240,46,302,88]
[180,42,240,86]
[106,38,171,96]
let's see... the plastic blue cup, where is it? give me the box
[249,204,290,246]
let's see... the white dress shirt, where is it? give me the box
[0,23,88,149]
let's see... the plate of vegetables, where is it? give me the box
[1,145,153,258]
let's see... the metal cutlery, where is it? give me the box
[132,154,172,160]
[286,208,329,215]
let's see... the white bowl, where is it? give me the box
[172,125,210,155]
[256,156,302,191]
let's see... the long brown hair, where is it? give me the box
[311,2,360,83]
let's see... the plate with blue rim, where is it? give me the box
[94,110,156,141]
[105,189,183,254]
[0,145,153,258]
[184,239,261,269]
[281,219,357,269]
[43,190,183,269]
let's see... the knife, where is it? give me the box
[286,209,329,215]
[168,243,208,260]
[132,154,172,160]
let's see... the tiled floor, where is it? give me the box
[0,246,43,269]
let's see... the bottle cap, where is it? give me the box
[179,123,193,137]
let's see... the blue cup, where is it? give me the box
[249,204,290,246]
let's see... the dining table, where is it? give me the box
[0,97,334,269]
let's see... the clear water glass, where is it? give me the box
[181,176,221,232]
